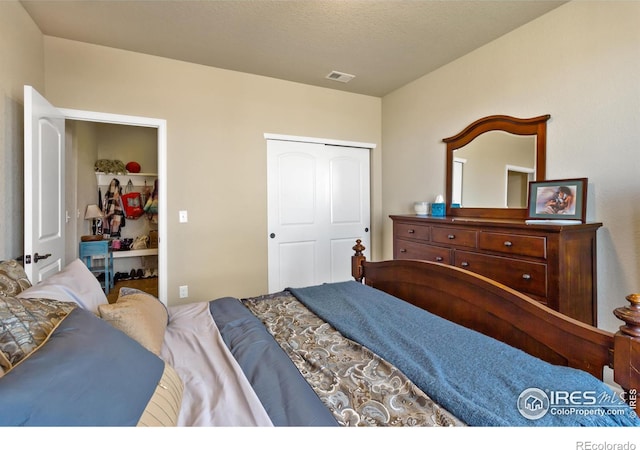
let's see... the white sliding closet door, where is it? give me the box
[267,137,371,293]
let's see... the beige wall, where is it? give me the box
[43,36,382,304]
[0,1,44,259]
[382,1,640,331]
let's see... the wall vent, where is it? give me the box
[326,71,355,83]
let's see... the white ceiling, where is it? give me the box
[20,0,566,97]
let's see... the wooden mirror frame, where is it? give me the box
[443,114,550,220]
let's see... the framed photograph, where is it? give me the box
[527,178,587,221]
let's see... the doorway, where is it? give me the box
[24,86,167,302]
[61,108,167,303]
[505,165,534,208]
[69,120,159,301]
[266,134,373,293]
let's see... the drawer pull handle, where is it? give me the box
[435,256,443,262]
[460,262,469,268]
[400,248,407,253]
[448,234,455,240]
[522,273,531,280]
[504,241,513,247]
[407,229,415,234]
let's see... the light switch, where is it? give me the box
[179,210,188,223]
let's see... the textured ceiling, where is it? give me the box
[20,0,565,97]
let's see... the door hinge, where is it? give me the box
[25,254,32,264]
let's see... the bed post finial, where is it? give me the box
[352,239,366,282]
[614,293,640,338]
[613,293,640,416]
[353,239,365,256]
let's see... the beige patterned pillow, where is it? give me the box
[0,260,32,297]
[98,291,168,355]
[0,296,77,373]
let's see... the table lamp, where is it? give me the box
[82,204,104,241]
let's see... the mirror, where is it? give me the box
[444,114,550,220]
[452,132,536,208]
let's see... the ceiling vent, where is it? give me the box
[326,71,355,83]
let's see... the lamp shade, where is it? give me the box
[84,204,103,220]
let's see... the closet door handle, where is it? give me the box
[34,252,51,262]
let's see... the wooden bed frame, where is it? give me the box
[351,240,640,416]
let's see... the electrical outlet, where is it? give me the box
[179,285,188,298]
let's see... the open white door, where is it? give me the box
[267,136,371,293]
[24,86,66,282]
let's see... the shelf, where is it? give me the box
[96,172,157,187]
[112,248,158,259]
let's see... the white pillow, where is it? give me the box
[17,259,108,314]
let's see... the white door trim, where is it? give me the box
[60,108,168,304]
[264,133,376,150]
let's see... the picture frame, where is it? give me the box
[527,178,587,222]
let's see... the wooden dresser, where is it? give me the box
[390,215,602,325]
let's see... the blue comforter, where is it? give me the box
[288,281,640,427]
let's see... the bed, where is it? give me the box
[1,241,639,427]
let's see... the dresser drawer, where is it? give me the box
[454,251,547,298]
[432,226,477,248]
[479,232,547,259]
[394,222,430,241]
[395,239,452,263]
